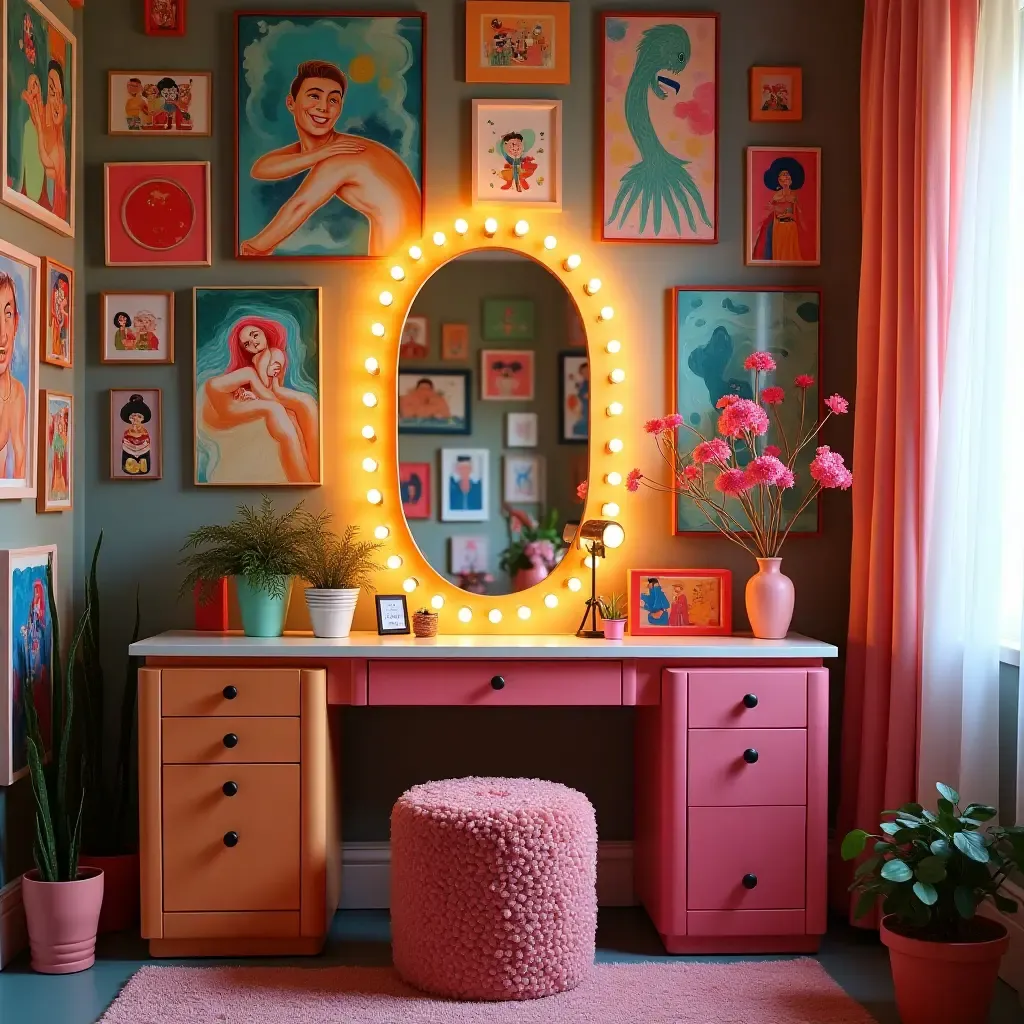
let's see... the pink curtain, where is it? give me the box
[832,0,978,923]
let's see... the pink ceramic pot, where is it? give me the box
[22,867,104,974]
[603,619,626,640]
[514,564,549,591]
[745,558,795,639]
[78,853,139,934]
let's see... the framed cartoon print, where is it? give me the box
[400,461,431,520]
[144,0,185,36]
[629,569,732,637]
[746,147,821,266]
[441,448,489,523]
[400,315,429,361]
[483,297,534,341]
[559,352,589,442]
[235,12,424,260]
[40,257,72,368]
[101,291,174,364]
[481,349,535,400]
[504,454,544,504]
[109,389,162,481]
[750,66,802,122]
[450,536,489,575]
[465,2,570,84]
[506,411,538,447]
[108,71,212,136]
[398,370,471,435]
[37,390,71,512]
[442,323,470,361]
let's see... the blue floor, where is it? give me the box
[1,908,1023,1023]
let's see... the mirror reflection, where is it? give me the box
[397,251,589,596]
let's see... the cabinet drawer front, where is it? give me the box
[161,668,301,718]
[688,806,806,911]
[686,910,806,936]
[688,670,807,729]
[162,912,300,940]
[367,660,622,706]
[162,764,301,912]
[688,729,806,806]
[162,717,300,764]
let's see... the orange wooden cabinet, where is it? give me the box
[138,666,340,957]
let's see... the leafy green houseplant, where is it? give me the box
[598,594,627,640]
[499,507,566,590]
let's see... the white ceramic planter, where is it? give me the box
[305,588,360,638]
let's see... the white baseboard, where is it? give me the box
[980,880,1024,1006]
[340,840,635,910]
[0,876,27,971]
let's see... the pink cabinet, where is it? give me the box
[687,729,807,806]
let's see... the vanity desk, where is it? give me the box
[132,630,837,958]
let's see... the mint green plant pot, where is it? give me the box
[234,576,292,637]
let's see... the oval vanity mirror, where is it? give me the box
[397,251,588,596]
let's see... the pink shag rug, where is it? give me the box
[99,961,878,1023]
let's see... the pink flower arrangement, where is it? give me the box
[693,438,731,466]
[809,446,853,489]
[716,394,739,409]
[824,394,849,415]
[764,444,782,458]
[644,417,666,434]
[795,374,815,389]
[761,386,785,406]
[524,540,557,567]
[715,468,752,496]
[744,352,777,372]
[626,468,643,492]
[718,398,769,439]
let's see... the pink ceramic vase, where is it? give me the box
[514,564,549,591]
[22,867,104,974]
[745,558,795,639]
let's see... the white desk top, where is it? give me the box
[131,630,839,661]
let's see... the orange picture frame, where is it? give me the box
[749,66,802,122]
[465,1,570,84]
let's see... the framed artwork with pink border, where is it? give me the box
[400,461,431,520]
[750,66,802,122]
[104,161,211,266]
[481,349,535,400]
[746,147,820,267]
[109,389,163,480]
[629,569,732,637]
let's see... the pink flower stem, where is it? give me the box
[770,405,793,462]
[687,495,760,557]
[773,482,823,554]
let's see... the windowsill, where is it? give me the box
[1001,644,1021,668]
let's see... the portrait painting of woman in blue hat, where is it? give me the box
[746,147,820,266]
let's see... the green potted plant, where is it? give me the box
[597,594,627,640]
[842,782,1024,1024]
[499,506,566,591]
[180,497,311,637]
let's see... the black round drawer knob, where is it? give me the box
[223,733,239,749]
[742,693,758,709]
[490,675,505,691]
[223,831,239,848]
[222,781,238,797]
[743,748,759,764]
[223,685,238,700]
[742,873,758,890]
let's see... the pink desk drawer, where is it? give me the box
[367,660,622,706]
[687,729,807,806]
[687,670,807,729]
[688,806,806,911]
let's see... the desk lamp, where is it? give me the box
[567,520,625,638]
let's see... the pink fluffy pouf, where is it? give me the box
[390,776,597,1002]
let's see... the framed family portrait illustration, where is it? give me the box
[37,390,71,513]
[109,389,162,481]
[2,0,76,237]
[450,536,489,575]
[465,1,570,84]
[399,315,429,361]
[40,257,72,368]
[559,352,589,442]
[746,147,821,266]
[235,12,425,259]
[750,66,802,122]
[194,287,322,486]
[629,569,732,637]
[441,448,489,522]
[108,70,212,135]
[101,291,174,364]
[481,349,535,400]
[400,461,431,520]
[398,370,471,435]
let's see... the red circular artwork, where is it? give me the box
[121,178,195,251]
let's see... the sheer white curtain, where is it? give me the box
[917,0,1024,811]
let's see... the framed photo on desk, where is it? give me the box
[375,595,410,635]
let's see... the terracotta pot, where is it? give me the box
[745,558,795,639]
[602,619,626,640]
[22,867,104,974]
[78,853,139,934]
[881,915,1009,1024]
[514,564,549,591]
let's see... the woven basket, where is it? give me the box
[412,611,439,638]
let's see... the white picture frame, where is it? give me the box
[506,412,538,448]
[450,536,490,575]
[504,454,545,504]
[441,448,489,522]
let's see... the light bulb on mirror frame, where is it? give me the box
[567,577,583,593]
[517,606,531,620]
[362,392,378,408]
[602,502,621,517]
[432,231,447,246]
[543,235,557,250]
[367,489,383,505]
[563,254,581,271]
[599,306,615,321]
[409,245,423,260]
[378,291,393,307]
[607,438,624,454]
[373,525,390,540]
[458,607,473,623]
[431,595,445,610]
[364,357,380,375]
[371,321,386,338]
[362,457,378,473]
[514,220,529,237]
[361,425,376,441]
[603,524,625,549]
[488,609,503,624]
[454,218,469,235]
[606,402,623,416]
[605,471,623,486]
[402,577,419,593]
[484,218,499,237]
[584,278,602,296]
[386,555,403,570]
[390,266,405,281]
[544,594,558,609]
[609,368,626,384]
[606,339,621,354]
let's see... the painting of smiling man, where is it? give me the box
[236,12,424,260]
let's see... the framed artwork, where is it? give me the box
[671,286,821,535]
[37,391,71,513]
[504,454,544,504]
[483,297,534,340]
[194,287,322,486]
[481,349,535,400]
[746,147,821,267]
[750,66,802,122]
[442,323,470,361]
[600,12,718,243]
[0,239,39,501]
[144,0,185,36]
[108,71,212,136]
[1,545,55,785]
[507,411,538,448]
[40,257,72,368]
[2,0,76,237]
[101,291,174,364]
[104,161,212,267]
[400,315,429,361]
[465,1,570,84]
[629,569,732,637]
[235,11,424,260]
[110,389,162,481]
[375,594,409,636]
[400,461,431,520]
[441,448,489,523]
[567,301,586,348]
[398,370,471,435]
[450,536,489,575]
[559,352,589,443]
[471,99,562,209]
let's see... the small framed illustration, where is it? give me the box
[375,594,410,636]
[400,461,431,520]
[400,315,429,361]
[442,323,470,361]
[1,545,56,785]
[471,99,562,209]
[629,569,732,637]
[504,454,544,504]
[559,352,589,442]
[507,411,538,447]
[483,298,534,341]
[144,0,185,36]
[37,391,72,513]
[109,389,162,480]
[441,448,489,522]
[451,536,489,575]
[40,258,73,368]
[481,349,535,400]
[104,161,212,267]
[108,71,211,135]
[398,370,471,435]
[750,66,802,122]
[465,1,570,84]
[101,291,174,364]
[746,147,821,267]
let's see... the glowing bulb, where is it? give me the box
[371,321,386,338]
[606,339,621,354]
[374,525,390,540]
[484,217,499,236]
[390,265,405,281]
[517,606,532,621]
[488,609,503,624]
[585,278,602,296]
[607,438,624,454]
[602,502,621,517]
[544,594,558,609]
[364,357,380,375]
[367,488,383,505]
[514,219,529,237]
[433,231,447,246]
[362,392,378,408]
[564,254,581,271]
[409,245,423,260]
[431,595,445,610]
[543,235,557,250]
[361,425,376,441]
[609,368,626,384]
[458,607,473,623]
[607,402,623,416]
[567,577,583,593]
[362,457,378,472]
[599,306,615,321]
[604,524,625,549]
[403,577,418,593]
[584,554,602,570]
[386,555,403,569]
[606,471,623,486]
[454,218,469,235]
[379,290,393,307]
